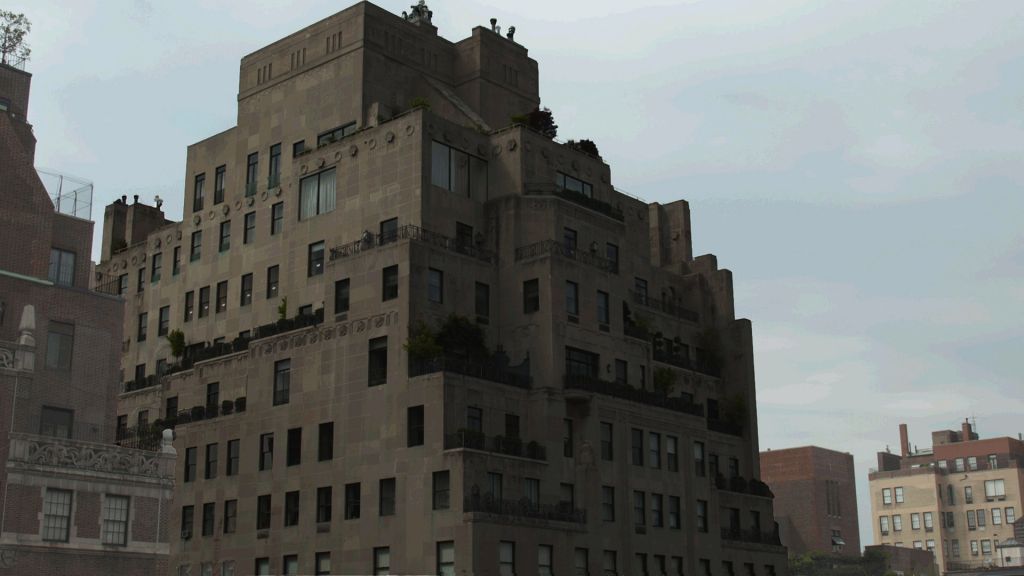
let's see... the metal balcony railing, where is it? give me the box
[330,224,495,263]
[464,490,586,524]
[409,356,531,389]
[563,373,704,418]
[514,239,617,273]
[444,430,546,461]
[629,290,699,323]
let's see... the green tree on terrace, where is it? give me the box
[0,11,31,66]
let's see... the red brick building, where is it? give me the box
[0,59,173,575]
[760,446,861,556]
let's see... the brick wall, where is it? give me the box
[132,496,159,542]
[4,484,41,534]
[0,547,167,576]
[74,491,100,539]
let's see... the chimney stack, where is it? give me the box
[899,423,910,457]
[962,419,973,441]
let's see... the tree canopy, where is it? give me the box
[0,11,31,67]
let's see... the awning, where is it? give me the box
[832,536,846,546]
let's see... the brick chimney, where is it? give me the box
[899,423,910,457]
[962,419,973,442]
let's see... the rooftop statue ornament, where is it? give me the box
[404,1,433,25]
[506,26,516,41]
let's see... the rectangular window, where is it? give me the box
[299,168,336,220]
[214,165,225,204]
[486,472,503,500]
[246,152,258,196]
[171,246,181,275]
[266,265,279,299]
[317,122,356,147]
[649,432,661,468]
[566,280,579,316]
[882,488,892,505]
[431,140,488,200]
[316,486,332,523]
[539,545,553,576]
[274,359,290,405]
[205,443,218,479]
[666,436,679,472]
[268,143,281,188]
[382,265,398,301]
[219,220,231,252]
[227,439,239,476]
[880,515,890,534]
[223,499,237,533]
[988,454,998,469]
[576,549,589,576]
[307,241,325,276]
[893,514,903,531]
[694,441,706,476]
[911,513,921,530]
[603,551,617,576]
[651,493,663,527]
[379,217,398,244]
[439,541,457,576]
[634,491,646,525]
[1007,507,1016,523]
[157,306,170,336]
[955,458,965,472]
[287,427,302,466]
[345,483,361,519]
[137,267,145,293]
[243,211,255,244]
[379,478,396,516]
[555,171,593,198]
[668,496,681,529]
[433,470,450,510]
[427,268,444,303]
[525,478,540,507]
[560,482,575,510]
[259,433,274,471]
[238,273,253,306]
[184,446,197,482]
[977,509,986,527]
[374,547,391,576]
[981,540,992,555]
[992,508,1002,525]
[184,291,194,322]
[318,422,334,461]
[498,541,515,576]
[971,540,979,556]
[151,252,162,283]
[271,202,284,235]
[968,456,978,471]
[193,173,205,212]
[600,422,613,461]
[924,511,934,530]
[407,405,424,446]
[563,227,578,253]
[101,495,129,545]
[293,140,306,157]
[190,231,201,262]
[137,312,147,342]
[202,502,215,536]
[631,429,644,466]
[216,280,228,313]
[606,243,619,272]
[256,495,271,530]
[966,485,974,504]
[255,558,270,575]
[895,486,904,503]
[597,290,610,326]
[47,248,76,286]
[985,479,1006,499]
[564,418,574,458]
[968,509,977,530]
[118,273,128,294]
[334,279,350,314]
[284,490,299,526]
[697,500,708,532]
[45,321,74,370]
[524,279,540,313]
[180,505,194,540]
[368,336,388,386]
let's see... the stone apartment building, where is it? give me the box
[94,2,788,574]
[0,60,174,575]
[760,446,860,556]
[870,421,1024,574]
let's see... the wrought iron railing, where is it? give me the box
[330,224,495,263]
[714,475,773,498]
[409,356,531,389]
[514,239,617,273]
[526,187,625,221]
[629,290,699,322]
[652,348,721,378]
[720,526,782,546]
[115,424,164,451]
[464,490,586,524]
[563,374,705,418]
[444,430,546,461]
[123,374,160,393]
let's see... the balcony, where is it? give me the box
[123,374,160,393]
[652,347,721,378]
[563,373,704,418]
[515,239,617,274]
[720,526,783,547]
[168,397,247,428]
[444,430,546,461]
[409,355,531,389]
[715,474,774,498]
[8,431,172,481]
[115,423,165,451]
[464,490,586,524]
[330,224,495,263]
[525,187,624,222]
[629,290,699,323]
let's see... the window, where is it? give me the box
[256,494,271,529]
[882,488,893,505]
[211,165,225,204]
[137,312,148,342]
[433,470,450,510]
[150,252,162,283]
[184,447,197,482]
[992,508,1002,525]
[313,486,331,523]
[180,505,194,540]
[893,514,903,532]
[985,479,1006,499]
[895,486,904,503]
[602,486,615,521]
[382,265,398,301]
[223,499,237,534]
[576,548,589,576]
[694,441,706,476]
[565,280,579,318]
[555,171,593,198]
[202,502,215,536]
[970,540,979,556]
[166,396,178,420]
[368,336,388,386]
[380,478,396,516]
[924,511,934,531]
[600,422,614,460]
[299,169,336,220]
[666,436,679,471]
[45,321,74,370]
[118,273,128,294]
[172,247,181,275]
[157,306,170,336]
[911,513,921,530]
[271,202,284,235]
[226,439,239,475]
[880,516,890,534]
[218,220,231,252]
[236,272,253,306]
[524,279,539,313]
[274,359,291,405]
[651,493,663,527]
[378,217,399,244]
[634,491,646,525]
[636,555,648,576]
[259,433,274,471]
[407,405,424,446]
[564,418,574,457]
[283,556,298,576]
[634,278,648,304]
[977,509,986,527]
[428,268,444,303]
[436,537,456,573]
[334,279,350,314]
[241,211,256,244]
[266,265,280,299]
[955,458,965,472]
[184,291,194,322]
[506,413,520,438]
[101,495,129,545]
[952,539,960,558]
[245,152,258,196]
[205,443,218,479]
[498,541,515,576]
[563,227,578,253]
[255,558,270,575]
[345,483,360,519]
[268,143,281,188]
[968,509,977,530]
[671,558,683,576]
[475,282,490,321]
[373,547,391,575]
[566,346,598,377]
[1007,507,1016,523]
[606,243,619,272]
[966,485,974,504]
[284,490,300,526]
[981,540,993,555]
[649,432,661,468]
[431,140,487,199]
[912,540,922,550]
[561,482,575,510]
[631,428,644,466]
[597,291,610,326]
[315,422,333,461]
[968,456,978,471]
[190,231,201,261]
[216,280,228,313]
[307,241,325,276]
[456,221,474,248]
[287,427,302,466]
[488,472,503,500]
[668,496,681,529]
[988,454,998,469]
[315,553,331,576]
[603,551,617,576]
[697,500,708,532]
[317,122,356,146]
[292,140,306,157]
[539,545,553,576]
[193,173,205,212]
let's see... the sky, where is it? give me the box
[10,0,1024,551]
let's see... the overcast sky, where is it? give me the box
[10,0,1024,550]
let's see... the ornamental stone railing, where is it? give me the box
[7,432,174,481]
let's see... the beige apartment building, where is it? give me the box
[870,421,1024,574]
[94,2,788,574]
